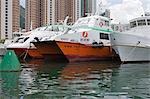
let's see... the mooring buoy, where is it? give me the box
[0,50,21,72]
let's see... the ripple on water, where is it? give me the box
[0,61,149,99]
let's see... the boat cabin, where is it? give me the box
[34,25,65,32]
[130,15,150,28]
[73,15,111,29]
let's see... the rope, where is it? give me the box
[19,51,26,58]
[23,42,33,60]
[121,41,140,65]
[23,49,29,60]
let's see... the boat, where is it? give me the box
[111,13,150,62]
[7,16,70,59]
[7,25,66,59]
[33,6,115,62]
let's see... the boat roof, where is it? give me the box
[78,15,110,21]
[130,16,150,22]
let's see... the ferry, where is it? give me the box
[33,6,115,62]
[111,13,150,62]
[7,25,66,59]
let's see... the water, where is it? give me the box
[0,60,150,99]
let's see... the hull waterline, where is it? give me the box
[115,45,150,62]
[33,41,115,62]
[7,48,43,59]
[28,49,44,59]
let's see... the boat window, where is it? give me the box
[46,26,52,31]
[147,19,150,25]
[34,37,40,42]
[130,21,136,28]
[58,27,64,32]
[105,21,109,26]
[24,37,29,42]
[53,26,59,31]
[74,18,90,26]
[137,20,146,26]
[15,37,24,43]
[100,33,109,40]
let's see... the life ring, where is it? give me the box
[82,32,88,38]
[99,22,103,27]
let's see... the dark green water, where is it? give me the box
[0,60,150,99]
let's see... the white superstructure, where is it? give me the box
[55,15,112,46]
[111,14,150,62]
[7,25,65,49]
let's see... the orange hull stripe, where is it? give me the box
[28,49,44,58]
[56,41,113,57]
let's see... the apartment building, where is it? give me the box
[0,0,20,39]
[25,0,97,31]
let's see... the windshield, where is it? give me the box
[14,37,30,43]
[42,25,65,32]
[73,18,91,27]
[15,37,24,43]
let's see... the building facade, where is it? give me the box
[0,0,20,39]
[25,0,41,31]
[46,0,97,24]
[81,0,97,16]
[25,0,97,31]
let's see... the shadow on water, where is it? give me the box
[0,59,150,99]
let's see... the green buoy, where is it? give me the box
[0,50,21,72]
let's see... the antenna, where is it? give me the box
[95,1,105,16]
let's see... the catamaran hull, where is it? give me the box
[28,49,44,59]
[7,48,27,57]
[33,41,114,62]
[7,48,43,59]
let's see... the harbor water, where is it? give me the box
[0,60,150,99]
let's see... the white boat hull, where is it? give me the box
[115,45,150,62]
[111,33,150,62]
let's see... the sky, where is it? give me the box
[20,0,150,24]
[99,0,150,24]
[20,0,25,8]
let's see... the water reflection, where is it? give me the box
[19,60,66,98]
[111,63,150,99]
[0,60,150,99]
[0,72,20,98]
[19,61,122,98]
[60,62,115,97]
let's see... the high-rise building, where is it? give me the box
[26,0,41,31]
[25,0,50,31]
[0,0,20,39]
[25,0,97,31]
[81,0,97,16]
[41,0,76,25]
[46,0,97,24]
